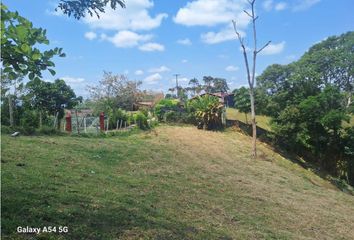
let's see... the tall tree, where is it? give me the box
[188,78,201,96]
[88,72,142,112]
[232,0,271,158]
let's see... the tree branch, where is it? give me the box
[243,10,252,18]
[256,41,271,54]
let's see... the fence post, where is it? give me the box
[84,117,87,133]
[100,112,105,132]
[65,112,72,133]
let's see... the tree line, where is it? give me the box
[233,31,354,185]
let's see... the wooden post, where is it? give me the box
[84,117,87,133]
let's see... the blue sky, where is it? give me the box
[3,0,354,97]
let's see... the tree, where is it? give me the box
[188,78,201,96]
[88,72,142,113]
[257,31,354,117]
[232,0,271,158]
[24,79,81,129]
[202,76,229,93]
[233,87,251,123]
[1,4,65,81]
[56,0,125,19]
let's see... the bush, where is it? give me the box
[154,99,180,121]
[37,126,60,135]
[133,111,149,129]
[163,111,178,122]
[107,108,130,130]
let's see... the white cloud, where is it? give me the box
[84,31,97,40]
[103,30,152,48]
[144,73,162,85]
[263,0,273,11]
[149,65,170,73]
[225,65,239,72]
[174,0,249,27]
[135,70,144,75]
[139,42,165,52]
[174,0,252,45]
[293,0,321,11]
[177,38,192,45]
[263,0,287,11]
[275,2,287,11]
[84,0,167,31]
[181,59,188,63]
[260,41,285,55]
[201,23,245,44]
[61,76,85,84]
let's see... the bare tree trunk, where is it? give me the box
[250,89,257,157]
[233,0,270,158]
[8,95,14,127]
[39,110,43,128]
[347,91,352,108]
[245,113,248,124]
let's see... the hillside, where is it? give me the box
[2,126,354,239]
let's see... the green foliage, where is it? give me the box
[343,127,354,185]
[256,31,354,184]
[57,0,125,19]
[107,108,129,130]
[154,99,180,121]
[202,76,229,93]
[1,4,65,81]
[24,78,81,128]
[37,126,61,135]
[233,87,251,116]
[189,95,224,130]
[133,111,149,130]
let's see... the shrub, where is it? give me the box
[37,126,60,135]
[188,95,224,130]
[133,111,149,129]
[154,99,180,121]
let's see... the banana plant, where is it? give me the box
[189,95,224,130]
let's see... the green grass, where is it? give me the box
[226,108,272,131]
[2,126,354,239]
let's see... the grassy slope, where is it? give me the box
[226,108,272,131]
[2,126,354,240]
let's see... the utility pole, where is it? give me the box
[174,74,180,99]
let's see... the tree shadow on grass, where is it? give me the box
[1,183,231,240]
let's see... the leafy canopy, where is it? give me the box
[56,0,125,19]
[1,4,65,81]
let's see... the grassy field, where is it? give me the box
[226,108,272,131]
[2,125,354,239]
